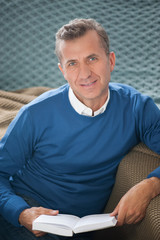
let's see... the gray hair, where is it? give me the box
[55,18,110,62]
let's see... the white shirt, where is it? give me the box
[68,87,110,117]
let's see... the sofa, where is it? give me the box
[94,143,160,240]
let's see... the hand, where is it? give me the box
[19,206,59,237]
[110,177,160,226]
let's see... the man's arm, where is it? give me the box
[0,107,34,226]
[0,106,60,236]
[110,94,160,225]
[110,177,160,225]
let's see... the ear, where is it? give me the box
[58,63,64,75]
[109,52,116,72]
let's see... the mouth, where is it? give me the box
[80,80,97,87]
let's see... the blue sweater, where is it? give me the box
[0,83,160,227]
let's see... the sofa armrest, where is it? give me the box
[93,143,160,240]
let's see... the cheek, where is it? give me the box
[64,69,79,83]
[101,63,110,76]
[94,65,108,79]
[92,61,107,74]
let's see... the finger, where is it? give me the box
[110,205,119,217]
[31,209,59,235]
[36,207,59,216]
[43,209,59,216]
[110,208,125,226]
[33,230,46,237]
[132,214,145,224]
[124,209,145,225]
[116,208,126,226]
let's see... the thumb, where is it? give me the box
[43,209,59,216]
[110,205,119,217]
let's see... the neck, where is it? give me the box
[78,94,109,112]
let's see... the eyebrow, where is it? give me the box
[86,53,99,59]
[65,59,77,66]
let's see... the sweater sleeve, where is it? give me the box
[147,166,160,179]
[135,95,160,179]
[0,107,34,226]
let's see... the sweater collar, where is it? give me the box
[68,87,110,117]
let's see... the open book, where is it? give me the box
[32,213,117,237]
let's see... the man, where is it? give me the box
[0,18,160,240]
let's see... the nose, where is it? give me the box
[78,63,91,80]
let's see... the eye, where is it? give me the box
[68,61,76,67]
[88,56,98,63]
[89,57,96,61]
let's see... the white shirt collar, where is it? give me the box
[68,87,110,117]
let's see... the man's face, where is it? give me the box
[58,30,115,109]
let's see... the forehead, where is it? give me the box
[59,30,105,63]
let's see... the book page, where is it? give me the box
[34,214,80,230]
[74,214,117,233]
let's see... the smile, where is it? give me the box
[81,80,97,87]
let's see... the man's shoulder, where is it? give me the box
[26,84,69,108]
[9,84,69,130]
[109,82,143,101]
[109,82,139,95]
[108,82,155,111]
